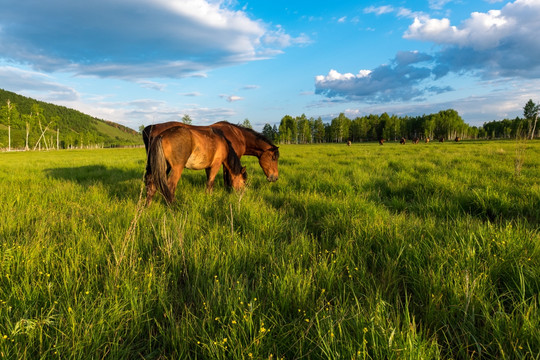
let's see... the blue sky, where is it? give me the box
[1,0,539,131]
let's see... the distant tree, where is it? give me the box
[272,124,279,142]
[0,99,19,151]
[139,125,145,134]
[330,113,350,142]
[296,114,311,143]
[262,123,275,141]
[523,99,539,139]
[312,117,325,143]
[279,115,296,144]
[241,118,253,129]
[182,114,192,124]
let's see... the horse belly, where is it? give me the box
[185,151,210,170]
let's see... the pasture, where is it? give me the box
[0,140,539,359]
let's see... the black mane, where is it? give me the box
[215,121,277,148]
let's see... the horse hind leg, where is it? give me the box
[145,173,157,206]
[166,166,184,203]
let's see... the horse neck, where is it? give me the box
[243,132,272,157]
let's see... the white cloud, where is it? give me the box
[0,0,305,79]
[315,52,444,103]
[404,0,540,78]
[405,10,513,50]
[428,0,452,10]
[0,66,79,101]
[220,94,244,102]
[363,6,395,15]
[262,25,312,48]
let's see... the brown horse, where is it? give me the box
[455,136,461,142]
[400,137,406,144]
[425,137,430,143]
[145,126,247,205]
[143,121,279,184]
[379,138,385,145]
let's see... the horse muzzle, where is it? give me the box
[266,174,278,182]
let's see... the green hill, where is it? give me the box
[0,89,141,149]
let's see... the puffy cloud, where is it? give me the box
[315,51,448,102]
[0,0,305,79]
[404,0,540,78]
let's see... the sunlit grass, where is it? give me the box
[0,141,539,359]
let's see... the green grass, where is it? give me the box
[0,141,539,359]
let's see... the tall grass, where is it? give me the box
[0,141,539,359]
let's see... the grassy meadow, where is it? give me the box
[0,140,539,359]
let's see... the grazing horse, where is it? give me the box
[145,126,247,205]
[425,137,430,143]
[455,136,461,142]
[347,140,351,146]
[413,137,420,144]
[143,121,279,184]
[379,138,385,145]
[400,137,406,144]
[439,137,445,143]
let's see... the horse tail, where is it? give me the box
[149,136,174,204]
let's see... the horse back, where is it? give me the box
[143,121,185,150]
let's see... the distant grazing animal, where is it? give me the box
[425,137,430,143]
[455,137,461,142]
[413,137,419,144]
[400,137,406,144]
[145,126,247,205]
[347,140,351,146]
[379,139,385,145]
[439,137,445,143]
[143,121,279,186]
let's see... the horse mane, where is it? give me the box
[214,121,278,148]
[211,127,244,176]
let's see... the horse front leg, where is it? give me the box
[222,167,232,188]
[205,166,220,193]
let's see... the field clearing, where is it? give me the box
[1,140,539,359]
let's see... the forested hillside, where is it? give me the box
[0,89,141,149]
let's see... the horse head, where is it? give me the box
[259,146,280,182]
[230,166,247,190]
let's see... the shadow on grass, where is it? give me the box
[45,165,144,200]
[45,165,224,202]
[366,177,539,225]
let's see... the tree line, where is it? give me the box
[263,101,539,144]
